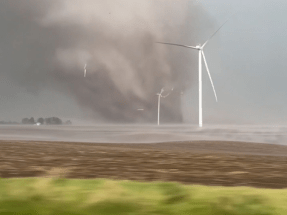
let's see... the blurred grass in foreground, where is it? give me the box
[0,178,286,214]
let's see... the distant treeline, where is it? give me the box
[21,117,72,125]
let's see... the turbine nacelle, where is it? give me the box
[196,45,202,50]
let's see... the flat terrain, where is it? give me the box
[0,124,286,144]
[1,140,287,189]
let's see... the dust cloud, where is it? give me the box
[0,0,213,123]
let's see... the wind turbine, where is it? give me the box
[84,63,87,77]
[157,87,173,126]
[157,17,232,127]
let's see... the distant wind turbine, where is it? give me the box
[84,63,87,77]
[157,16,233,127]
[157,87,173,126]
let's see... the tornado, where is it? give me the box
[0,0,213,123]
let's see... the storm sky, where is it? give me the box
[0,0,287,125]
[183,0,287,125]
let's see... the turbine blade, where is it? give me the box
[161,87,174,98]
[162,92,171,98]
[202,51,218,102]
[162,90,173,98]
[202,13,235,48]
[156,42,197,49]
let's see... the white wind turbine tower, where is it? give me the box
[157,87,173,126]
[84,63,87,77]
[157,17,232,127]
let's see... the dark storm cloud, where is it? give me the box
[0,0,213,123]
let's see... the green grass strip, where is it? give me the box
[0,178,286,214]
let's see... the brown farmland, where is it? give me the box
[0,140,287,189]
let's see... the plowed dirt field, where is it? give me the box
[1,140,287,188]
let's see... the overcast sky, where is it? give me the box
[183,0,287,125]
[0,0,287,125]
